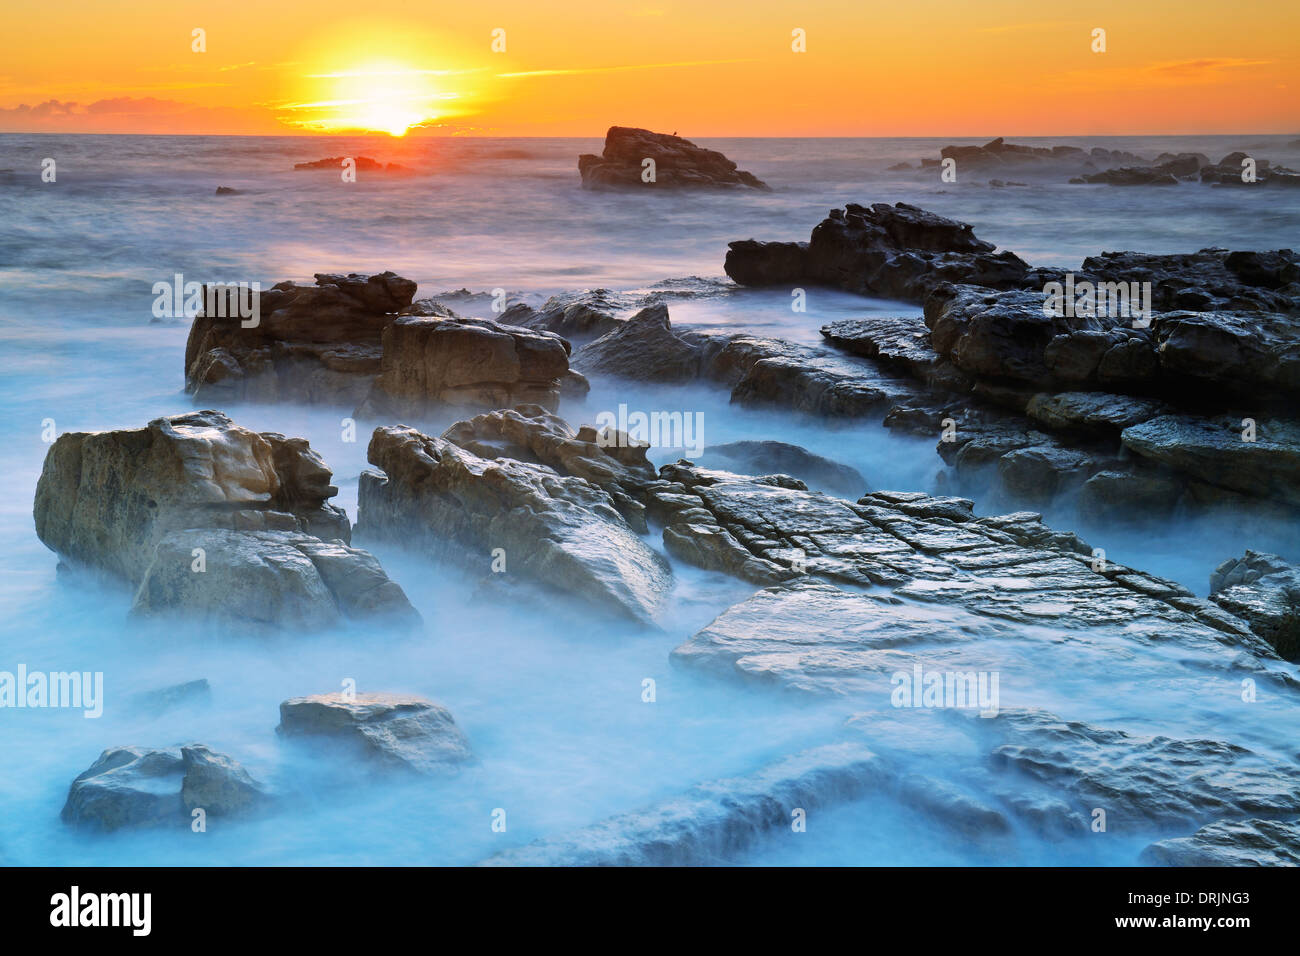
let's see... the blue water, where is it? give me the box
[1,134,1298,865]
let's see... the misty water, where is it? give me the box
[1,134,1298,864]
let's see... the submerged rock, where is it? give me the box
[1141,818,1300,865]
[33,410,416,628]
[277,694,472,775]
[693,441,866,496]
[61,744,268,831]
[129,679,212,715]
[578,126,767,190]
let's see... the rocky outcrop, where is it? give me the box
[1141,819,1300,865]
[357,314,573,416]
[1199,152,1300,187]
[357,410,672,625]
[185,271,416,404]
[578,126,767,190]
[293,156,410,173]
[570,303,705,383]
[276,694,472,775]
[186,271,578,413]
[61,744,268,831]
[33,410,416,628]
[726,203,1030,303]
[1209,551,1300,660]
[693,441,865,497]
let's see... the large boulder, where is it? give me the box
[61,744,267,831]
[578,126,767,190]
[571,303,706,383]
[33,410,417,628]
[34,410,349,582]
[276,694,472,775]
[357,419,672,625]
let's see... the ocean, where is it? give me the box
[1,133,1298,865]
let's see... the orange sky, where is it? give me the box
[1,1,1296,136]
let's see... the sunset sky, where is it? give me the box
[1,0,1296,136]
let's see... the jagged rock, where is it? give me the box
[727,203,1029,303]
[1200,152,1300,187]
[821,315,970,390]
[131,529,419,629]
[1121,416,1300,506]
[1153,309,1300,395]
[1209,551,1300,659]
[33,410,415,627]
[1141,818,1300,865]
[185,271,416,404]
[358,421,672,624]
[571,303,705,382]
[277,694,472,775]
[358,314,573,416]
[693,441,866,496]
[1078,249,1300,314]
[578,126,767,190]
[61,744,267,831]
[1074,166,1179,186]
[502,290,626,342]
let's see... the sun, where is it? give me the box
[282,59,457,135]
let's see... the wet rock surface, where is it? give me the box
[277,694,472,775]
[1209,550,1300,659]
[1141,818,1300,865]
[33,410,415,627]
[357,411,672,625]
[578,126,767,190]
[62,744,268,831]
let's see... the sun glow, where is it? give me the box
[283,59,460,135]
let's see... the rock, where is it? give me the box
[1121,416,1300,506]
[61,744,267,831]
[578,126,767,190]
[129,679,211,714]
[504,290,627,342]
[1200,153,1300,187]
[1141,818,1300,866]
[34,410,350,583]
[983,708,1300,829]
[1075,166,1179,186]
[184,271,417,404]
[358,421,672,625]
[693,441,866,496]
[1078,249,1300,314]
[1077,469,1184,522]
[571,303,706,383]
[727,203,1030,303]
[995,445,1101,503]
[33,410,416,628]
[276,694,472,775]
[821,315,969,389]
[131,529,419,629]
[484,743,889,865]
[1153,309,1300,396]
[358,314,573,416]
[1209,551,1300,659]
[1025,392,1171,435]
[214,186,240,195]
[293,156,409,172]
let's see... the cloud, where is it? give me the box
[84,96,191,115]
[1145,58,1272,78]
[0,99,79,117]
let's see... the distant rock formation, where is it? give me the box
[578,126,767,190]
[293,156,410,173]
